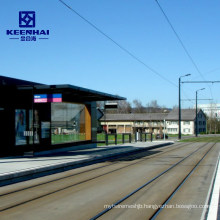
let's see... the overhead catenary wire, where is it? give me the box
[154,0,214,100]
[58,0,177,88]
[58,0,205,106]
[191,67,220,80]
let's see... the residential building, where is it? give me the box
[166,109,206,135]
[100,109,207,135]
[101,113,168,134]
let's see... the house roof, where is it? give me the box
[100,113,168,121]
[100,109,205,122]
[166,109,203,121]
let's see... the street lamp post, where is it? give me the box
[164,119,166,141]
[195,88,205,137]
[179,74,191,139]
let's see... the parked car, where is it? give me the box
[156,133,168,139]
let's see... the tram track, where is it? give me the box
[90,142,217,220]
[0,142,218,220]
[149,143,215,220]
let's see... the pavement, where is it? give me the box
[0,141,173,186]
[206,150,220,220]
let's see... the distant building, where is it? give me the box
[100,109,207,135]
[196,103,220,120]
[101,113,167,134]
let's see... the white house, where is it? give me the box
[166,109,206,135]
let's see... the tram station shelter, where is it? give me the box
[0,76,125,156]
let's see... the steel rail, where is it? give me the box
[90,142,212,220]
[150,142,216,219]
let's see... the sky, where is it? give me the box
[1,0,220,108]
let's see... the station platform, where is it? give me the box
[0,141,173,186]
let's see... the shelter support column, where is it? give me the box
[90,102,97,142]
[85,105,91,140]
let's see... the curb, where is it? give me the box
[0,142,173,186]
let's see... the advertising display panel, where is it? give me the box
[15,109,27,145]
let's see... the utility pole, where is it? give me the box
[179,77,181,139]
[179,74,191,139]
[164,119,166,140]
[181,80,220,136]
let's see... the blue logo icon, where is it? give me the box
[6,11,49,41]
[19,11,35,28]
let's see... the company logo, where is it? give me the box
[19,11,35,28]
[6,11,50,42]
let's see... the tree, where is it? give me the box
[149,100,159,108]
[173,105,178,110]
[206,103,220,134]
[146,100,169,113]
[117,100,132,113]
[146,100,159,113]
[133,99,145,113]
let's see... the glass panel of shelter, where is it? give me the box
[15,109,41,146]
[51,103,86,145]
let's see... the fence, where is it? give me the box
[98,132,153,146]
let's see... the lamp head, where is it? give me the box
[180,73,191,79]
[196,88,205,92]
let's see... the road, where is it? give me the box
[0,142,219,220]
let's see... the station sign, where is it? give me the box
[34,94,62,103]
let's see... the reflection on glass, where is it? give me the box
[28,109,40,144]
[15,109,27,145]
[34,110,40,143]
[51,103,86,144]
[41,121,50,138]
[29,110,33,145]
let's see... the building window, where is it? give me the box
[183,128,190,133]
[169,121,178,125]
[51,103,89,145]
[183,121,190,125]
[109,125,116,128]
[168,128,178,132]
[125,125,131,133]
